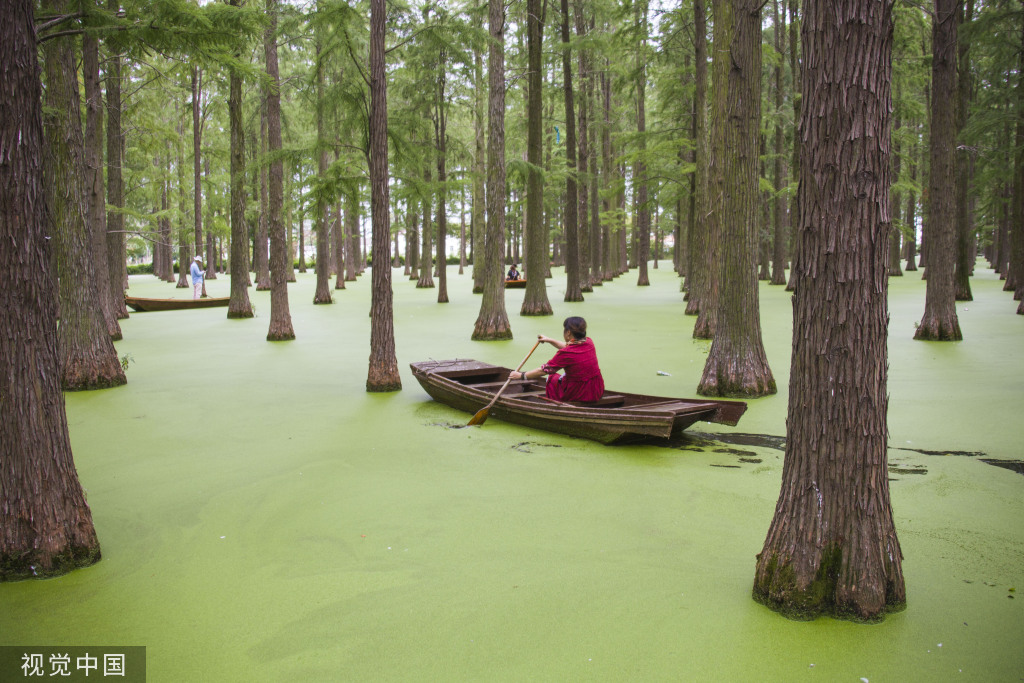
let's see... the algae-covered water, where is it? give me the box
[1,263,1021,681]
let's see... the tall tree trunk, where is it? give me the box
[1012,17,1024,313]
[313,24,333,306]
[175,115,191,289]
[42,0,126,391]
[255,96,272,290]
[694,0,725,337]
[191,66,207,297]
[686,0,709,311]
[915,0,962,341]
[601,67,614,283]
[905,145,919,272]
[83,28,121,340]
[334,195,347,290]
[367,0,402,390]
[574,0,592,292]
[435,57,449,305]
[754,0,905,621]
[697,0,775,397]
[459,186,467,274]
[953,0,973,301]
[523,0,553,315]
[784,0,801,292]
[769,0,788,286]
[889,114,904,276]
[104,14,129,318]
[588,47,602,289]
[265,0,295,341]
[418,166,435,288]
[160,160,174,283]
[472,1,487,295]
[472,0,514,339]
[1,0,102,580]
[634,0,651,287]
[560,0,583,302]
[228,5,254,318]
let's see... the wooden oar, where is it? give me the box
[468,340,542,426]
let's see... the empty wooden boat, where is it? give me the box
[125,296,230,312]
[410,359,747,444]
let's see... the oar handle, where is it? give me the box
[480,339,542,412]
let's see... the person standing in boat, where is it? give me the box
[510,316,605,402]
[190,255,206,300]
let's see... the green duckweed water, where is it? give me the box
[1,263,1021,681]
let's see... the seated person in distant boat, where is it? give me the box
[509,316,605,402]
[506,264,521,280]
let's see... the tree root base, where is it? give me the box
[1,544,101,582]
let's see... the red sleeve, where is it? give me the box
[541,347,572,374]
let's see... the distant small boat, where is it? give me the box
[125,296,230,312]
[411,359,747,444]
[505,279,526,288]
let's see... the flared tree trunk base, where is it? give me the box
[62,359,126,391]
[692,315,715,340]
[684,298,699,315]
[753,547,906,623]
[697,360,775,398]
[471,319,513,341]
[1,541,101,582]
[913,316,962,341]
[313,291,334,305]
[416,280,435,288]
[226,305,254,319]
[472,285,484,294]
[366,368,402,392]
[520,301,553,316]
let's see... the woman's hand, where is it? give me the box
[537,334,556,345]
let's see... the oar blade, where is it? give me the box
[467,407,490,426]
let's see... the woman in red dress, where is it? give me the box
[509,317,605,402]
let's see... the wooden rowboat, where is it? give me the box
[125,296,230,312]
[504,279,527,288]
[411,359,747,444]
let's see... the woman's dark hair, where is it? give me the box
[563,316,587,340]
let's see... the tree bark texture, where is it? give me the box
[175,115,190,289]
[472,6,487,296]
[634,0,651,287]
[1,0,102,580]
[42,0,126,391]
[574,0,592,292]
[264,0,295,341]
[228,25,254,318]
[435,61,449,305]
[522,0,553,316]
[472,0,514,340]
[695,0,727,338]
[367,0,402,390]
[753,0,906,621]
[953,0,973,302]
[104,17,129,318]
[312,31,333,306]
[418,166,435,289]
[686,0,710,315]
[915,0,962,341]
[770,0,789,286]
[255,97,271,291]
[697,0,775,398]
[83,30,121,340]
[559,0,583,303]
[191,66,207,296]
